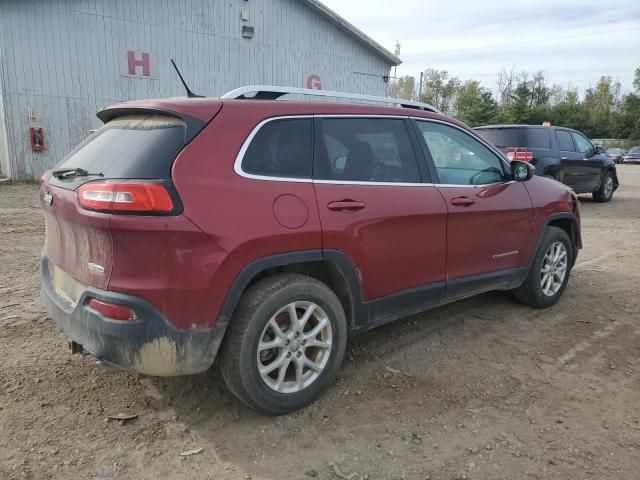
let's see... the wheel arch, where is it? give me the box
[603,166,619,189]
[216,250,365,336]
[535,213,581,268]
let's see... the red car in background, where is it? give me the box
[39,86,581,414]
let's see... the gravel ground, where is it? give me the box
[1,166,639,480]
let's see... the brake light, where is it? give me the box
[77,182,173,213]
[506,148,534,162]
[87,299,136,321]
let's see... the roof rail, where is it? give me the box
[220,85,441,113]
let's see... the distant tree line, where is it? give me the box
[389,67,640,140]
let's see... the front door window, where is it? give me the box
[571,133,594,158]
[416,122,507,185]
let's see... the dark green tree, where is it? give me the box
[454,80,498,126]
[507,83,532,123]
[613,93,640,140]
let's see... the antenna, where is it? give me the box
[170,59,203,98]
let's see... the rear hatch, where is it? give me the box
[41,104,219,296]
[475,127,552,163]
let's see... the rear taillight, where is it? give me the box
[506,148,533,162]
[77,181,173,213]
[87,299,136,321]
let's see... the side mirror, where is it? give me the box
[511,160,535,182]
[594,146,605,155]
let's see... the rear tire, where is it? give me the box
[219,273,347,415]
[513,226,573,308]
[592,171,614,203]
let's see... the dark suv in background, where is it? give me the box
[476,125,618,202]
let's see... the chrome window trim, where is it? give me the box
[234,115,513,188]
[313,179,429,187]
[436,180,517,188]
[315,114,408,119]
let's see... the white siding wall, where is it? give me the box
[0,0,391,180]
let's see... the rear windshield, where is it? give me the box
[54,114,187,179]
[476,128,551,149]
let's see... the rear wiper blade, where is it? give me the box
[52,168,103,179]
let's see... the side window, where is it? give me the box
[571,133,594,157]
[315,118,421,183]
[416,121,506,185]
[241,118,312,178]
[555,130,576,152]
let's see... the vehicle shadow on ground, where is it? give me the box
[156,289,533,421]
[154,259,638,420]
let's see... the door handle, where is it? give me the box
[450,196,476,207]
[561,156,568,160]
[327,200,365,212]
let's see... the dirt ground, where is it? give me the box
[1,167,639,480]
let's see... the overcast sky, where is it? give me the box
[320,0,640,96]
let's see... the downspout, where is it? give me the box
[0,4,12,180]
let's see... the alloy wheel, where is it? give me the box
[256,301,333,393]
[604,176,614,200]
[540,241,568,297]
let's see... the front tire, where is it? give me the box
[219,273,347,415]
[593,171,614,203]
[513,226,573,308]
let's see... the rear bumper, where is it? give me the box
[41,257,226,376]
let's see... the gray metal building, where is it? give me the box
[0,0,399,180]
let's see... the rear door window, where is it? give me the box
[315,118,421,183]
[555,130,576,152]
[241,118,313,178]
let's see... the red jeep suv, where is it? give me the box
[40,86,581,414]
